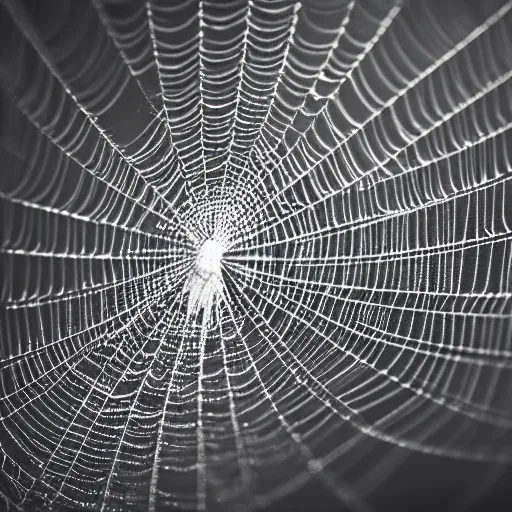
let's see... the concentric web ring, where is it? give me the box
[0,0,511,511]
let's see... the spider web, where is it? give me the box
[0,0,511,511]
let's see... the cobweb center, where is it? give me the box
[185,239,225,326]
[196,239,223,275]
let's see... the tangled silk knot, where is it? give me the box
[185,239,225,327]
